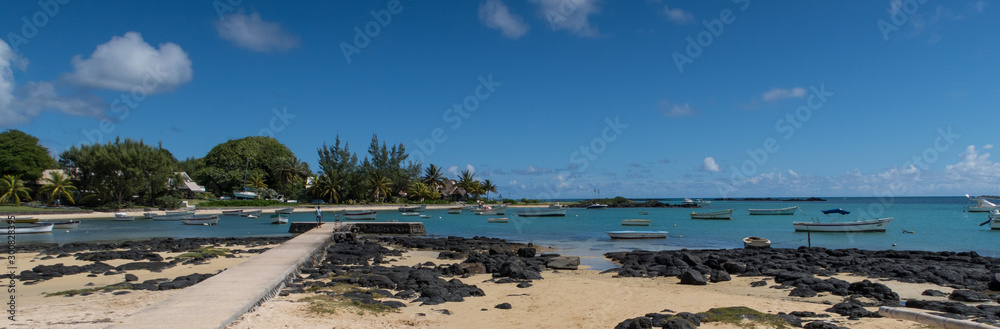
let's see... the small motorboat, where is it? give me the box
[586,203,608,209]
[241,210,262,217]
[621,219,651,226]
[179,215,220,225]
[143,212,157,219]
[690,209,734,220]
[793,218,893,232]
[473,208,497,215]
[743,236,771,248]
[401,212,420,216]
[637,211,649,215]
[45,220,81,229]
[343,210,376,220]
[606,231,668,239]
[222,210,243,216]
[447,207,462,214]
[748,206,798,215]
[114,213,135,221]
[7,223,54,234]
[487,217,508,223]
[270,214,288,224]
[6,216,37,223]
[419,214,430,219]
[398,205,426,212]
[274,207,294,214]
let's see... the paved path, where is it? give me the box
[108,224,336,329]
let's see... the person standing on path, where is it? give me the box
[315,206,323,226]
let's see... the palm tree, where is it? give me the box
[422,164,444,188]
[312,174,340,204]
[409,181,439,201]
[467,182,484,201]
[274,157,311,189]
[457,169,476,199]
[248,172,268,189]
[481,179,498,201]
[40,171,77,205]
[367,172,392,203]
[0,175,32,206]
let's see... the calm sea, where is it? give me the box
[11,197,999,269]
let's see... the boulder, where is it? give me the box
[546,256,580,270]
[790,286,818,298]
[459,262,486,275]
[803,321,849,329]
[517,248,536,258]
[921,289,948,297]
[494,302,512,309]
[709,270,732,282]
[662,318,696,329]
[989,273,1000,291]
[948,289,990,302]
[679,269,707,285]
[124,274,138,282]
[613,317,652,329]
[498,259,543,280]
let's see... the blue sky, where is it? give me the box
[2,0,999,199]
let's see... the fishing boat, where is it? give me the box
[967,198,1000,212]
[143,212,157,219]
[166,210,195,216]
[241,210,262,217]
[270,214,288,224]
[151,213,185,221]
[419,214,430,219]
[474,208,497,215]
[447,207,462,214]
[343,210,376,220]
[6,216,38,223]
[606,231,668,239]
[621,219,651,226]
[401,212,420,216]
[748,206,798,215]
[743,236,771,248]
[274,207,294,215]
[991,209,999,220]
[7,223,54,234]
[179,215,220,225]
[494,205,507,215]
[398,205,426,212]
[114,213,135,221]
[515,206,567,217]
[793,217,893,232]
[586,203,608,209]
[977,210,999,229]
[690,209,734,220]
[45,220,81,229]
[487,217,508,223]
[637,211,649,215]
[222,210,243,216]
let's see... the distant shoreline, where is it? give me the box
[713,197,827,202]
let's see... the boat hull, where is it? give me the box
[607,231,668,239]
[690,209,734,220]
[180,215,219,225]
[621,219,651,226]
[222,210,243,216]
[8,223,54,234]
[48,221,80,229]
[743,236,771,248]
[992,219,1000,230]
[515,208,567,217]
[113,216,135,221]
[586,204,608,209]
[447,208,462,214]
[487,218,508,223]
[748,206,798,215]
[275,208,294,214]
[398,205,426,212]
[344,211,376,220]
[241,210,262,217]
[793,217,893,232]
[270,214,288,224]
[152,214,185,221]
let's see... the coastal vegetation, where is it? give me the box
[0,129,56,182]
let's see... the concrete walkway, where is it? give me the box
[108,224,336,329]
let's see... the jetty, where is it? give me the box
[109,221,425,329]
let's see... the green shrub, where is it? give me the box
[156,196,183,209]
[197,199,292,208]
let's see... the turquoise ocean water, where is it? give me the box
[11,197,1000,267]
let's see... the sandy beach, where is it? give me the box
[19,204,518,221]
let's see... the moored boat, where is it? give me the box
[637,211,649,215]
[401,212,420,216]
[621,219,651,226]
[151,214,185,221]
[114,213,135,221]
[45,220,81,229]
[690,209,734,220]
[166,210,195,216]
[515,207,567,217]
[143,212,157,219]
[474,208,497,215]
[586,203,608,209]
[398,205,426,212]
[748,206,798,215]
[222,210,243,216]
[968,198,1000,212]
[447,207,462,214]
[743,236,771,248]
[487,217,508,223]
[344,210,376,220]
[606,231,668,239]
[6,223,54,234]
[6,216,37,223]
[793,217,893,232]
[270,214,289,224]
[179,215,220,225]
[420,214,430,218]
[275,207,294,214]
[241,210,262,217]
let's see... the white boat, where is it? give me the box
[234,190,258,199]
[447,207,462,214]
[151,214,186,221]
[474,208,497,215]
[748,206,798,215]
[621,219,651,226]
[241,210,262,217]
[515,207,567,217]
[494,205,508,215]
[166,210,195,216]
[401,212,420,216]
[487,217,508,223]
[586,203,608,209]
[275,207,294,214]
[143,212,156,219]
[690,209,734,220]
[419,214,430,218]
[44,220,80,229]
[180,215,220,225]
[793,217,893,232]
[270,214,288,224]
[7,223,54,234]
[6,216,37,223]
[743,236,771,248]
[696,199,711,206]
[398,205,426,212]
[222,210,243,216]
[606,231,668,239]
[637,211,649,215]
[343,210,376,220]
[991,209,999,220]
[682,198,698,206]
[114,213,135,221]
[968,198,1000,212]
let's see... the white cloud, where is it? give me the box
[479,0,529,39]
[62,32,193,93]
[446,165,459,177]
[659,101,697,118]
[0,40,106,126]
[701,157,721,172]
[973,1,987,13]
[215,11,300,53]
[530,0,601,37]
[888,0,903,15]
[663,5,693,25]
[945,145,1000,180]
[762,87,807,102]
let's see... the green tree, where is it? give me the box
[457,169,478,200]
[408,181,439,201]
[0,175,32,206]
[367,171,392,203]
[481,179,498,201]
[422,164,444,188]
[248,172,268,189]
[317,136,358,202]
[0,130,56,181]
[273,157,311,194]
[59,138,177,207]
[311,174,340,203]
[196,136,297,196]
[39,171,77,205]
